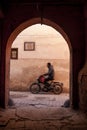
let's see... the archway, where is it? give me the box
[6,18,72,108]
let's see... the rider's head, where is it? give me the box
[47,62,51,68]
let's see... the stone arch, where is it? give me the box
[6,17,72,107]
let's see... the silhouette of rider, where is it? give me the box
[43,62,55,87]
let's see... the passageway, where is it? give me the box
[0,91,87,129]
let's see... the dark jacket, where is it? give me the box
[44,65,54,79]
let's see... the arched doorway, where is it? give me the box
[6,18,72,108]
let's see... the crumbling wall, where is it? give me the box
[79,62,87,111]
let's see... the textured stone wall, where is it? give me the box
[79,62,87,111]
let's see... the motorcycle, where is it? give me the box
[29,75,63,94]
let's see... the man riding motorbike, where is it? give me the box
[43,62,55,87]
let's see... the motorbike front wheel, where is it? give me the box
[30,83,41,94]
[53,83,63,94]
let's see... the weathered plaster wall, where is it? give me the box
[10,59,69,92]
[10,24,69,92]
[11,24,69,59]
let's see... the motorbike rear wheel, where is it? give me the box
[53,83,63,94]
[30,83,41,94]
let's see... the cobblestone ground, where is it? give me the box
[10,91,69,108]
[0,91,87,130]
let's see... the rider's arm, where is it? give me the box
[43,73,49,76]
[43,68,51,76]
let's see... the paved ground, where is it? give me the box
[10,91,69,108]
[0,91,87,130]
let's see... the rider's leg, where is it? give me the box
[44,78,50,87]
